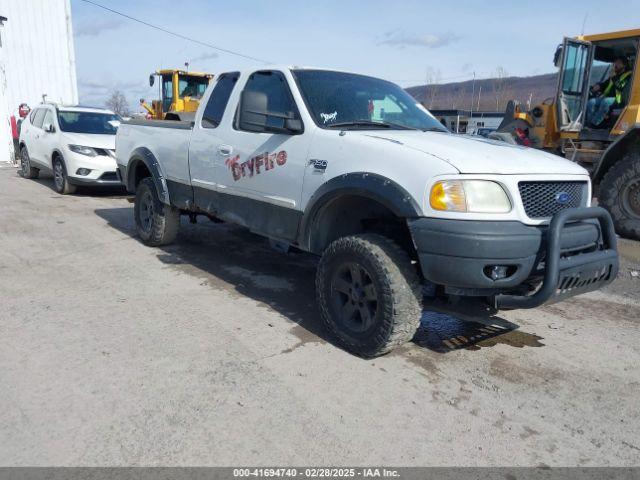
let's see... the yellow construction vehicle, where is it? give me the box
[494,28,640,240]
[140,69,213,121]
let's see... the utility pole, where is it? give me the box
[477,86,482,111]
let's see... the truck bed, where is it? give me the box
[116,118,194,192]
[122,118,193,130]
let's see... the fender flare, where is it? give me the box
[297,172,422,252]
[593,125,640,184]
[126,147,170,204]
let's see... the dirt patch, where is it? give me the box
[543,297,640,325]
[281,324,326,354]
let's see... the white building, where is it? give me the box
[430,109,504,134]
[0,0,78,163]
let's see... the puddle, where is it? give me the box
[223,266,294,292]
[413,308,542,352]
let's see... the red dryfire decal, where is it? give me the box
[226,151,287,181]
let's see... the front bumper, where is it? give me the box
[67,171,123,187]
[64,150,122,187]
[408,207,618,309]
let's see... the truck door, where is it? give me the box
[556,37,593,131]
[189,71,240,200]
[204,70,310,241]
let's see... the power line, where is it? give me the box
[78,0,271,64]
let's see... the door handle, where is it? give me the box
[218,145,233,156]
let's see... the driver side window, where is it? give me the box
[42,110,54,129]
[237,71,298,132]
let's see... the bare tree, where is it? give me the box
[423,67,442,109]
[491,66,511,111]
[451,86,466,109]
[105,90,130,117]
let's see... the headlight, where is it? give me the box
[430,180,511,213]
[68,144,97,157]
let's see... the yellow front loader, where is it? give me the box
[494,28,640,240]
[140,69,213,121]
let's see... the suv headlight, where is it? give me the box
[430,180,511,213]
[68,144,97,157]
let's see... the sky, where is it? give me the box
[71,0,640,112]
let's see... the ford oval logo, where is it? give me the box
[556,192,571,204]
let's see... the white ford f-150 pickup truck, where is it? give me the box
[116,66,619,357]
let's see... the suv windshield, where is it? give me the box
[293,70,448,131]
[57,111,121,135]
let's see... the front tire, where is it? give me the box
[599,154,640,240]
[52,157,77,195]
[134,177,180,246]
[20,147,39,179]
[316,234,423,357]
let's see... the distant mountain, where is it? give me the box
[406,72,559,112]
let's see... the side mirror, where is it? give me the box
[238,90,302,134]
[43,123,55,133]
[149,74,155,87]
[553,45,563,67]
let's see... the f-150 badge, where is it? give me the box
[225,151,287,181]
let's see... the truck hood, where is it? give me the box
[359,131,587,175]
[62,132,116,150]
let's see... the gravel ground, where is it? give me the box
[1,165,639,466]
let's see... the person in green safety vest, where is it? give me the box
[587,56,632,128]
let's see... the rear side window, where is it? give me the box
[32,109,46,128]
[202,72,239,128]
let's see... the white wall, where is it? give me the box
[0,0,77,162]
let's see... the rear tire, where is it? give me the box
[316,234,423,357]
[20,147,39,179]
[599,154,640,240]
[134,177,180,246]
[52,157,77,195]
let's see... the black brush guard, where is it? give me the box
[495,207,619,309]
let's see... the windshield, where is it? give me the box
[179,76,209,99]
[57,111,121,135]
[293,70,448,131]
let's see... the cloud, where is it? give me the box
[75,19,123,37]
[79,79,141,90]
[378,30,461,49]
[190,51,219,63]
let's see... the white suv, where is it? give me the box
[18,105,122,194]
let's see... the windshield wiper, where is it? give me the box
[422,127,448,132]
[326,120,418,130]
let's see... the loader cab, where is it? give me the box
[555,33,639,137]
[147,69,213,119]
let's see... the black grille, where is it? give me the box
[99,171,118,181]
[518,181,587,218]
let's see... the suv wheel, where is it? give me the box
[52,157,77,195]
[316,234,423,357]
[134,177,180,246]
[20,147,39,179]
